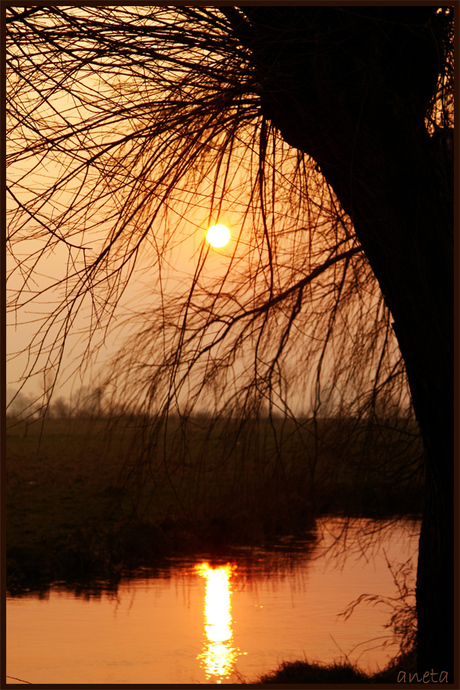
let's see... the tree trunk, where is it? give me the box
[233,6,454,678]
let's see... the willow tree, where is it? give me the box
[6,5,454,678]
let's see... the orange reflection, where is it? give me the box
[195,562,241,683]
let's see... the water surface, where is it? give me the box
[7,517,420,684]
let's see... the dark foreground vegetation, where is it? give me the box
[252,650,418,684]
[6,415,423,595]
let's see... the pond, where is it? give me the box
[6,517,420,685]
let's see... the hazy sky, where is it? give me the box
[7,64,262,409]
[7,142,266,415]
[6,9,376,420]
[7,214,243,398]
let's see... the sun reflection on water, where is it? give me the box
[195,562,243,683]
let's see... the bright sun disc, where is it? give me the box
[206,224,231,248]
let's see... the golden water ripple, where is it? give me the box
[195,562,242,683]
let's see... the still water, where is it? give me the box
[7,518,420,685]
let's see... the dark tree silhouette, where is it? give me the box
[7,5,454,679]
[223,7,454,677]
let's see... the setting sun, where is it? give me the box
[205,224,231,248]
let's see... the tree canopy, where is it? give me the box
[7,5,430,422]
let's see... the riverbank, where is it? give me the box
[252,650,417,684]
[6,415,423,593]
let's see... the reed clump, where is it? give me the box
[253,648,417,684]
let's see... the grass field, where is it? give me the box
[6,414,424,592]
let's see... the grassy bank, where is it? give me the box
[251,649,417,684]
[6,415,423,592]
